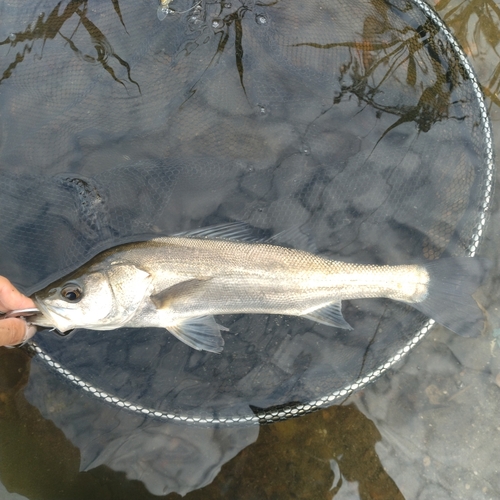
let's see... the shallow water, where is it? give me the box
[0,1,500,499]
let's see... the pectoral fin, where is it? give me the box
[151,278,211,310]
[303,301,352,330]
[166,316,226,353]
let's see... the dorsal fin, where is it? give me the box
[267,225,318,253]
[174,222,263,242]
[175,222,319,253]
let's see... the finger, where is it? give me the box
[0,319,23,345]
[0,319,36,346]
[0,277,35,312]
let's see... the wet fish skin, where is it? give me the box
[31,223,487,353]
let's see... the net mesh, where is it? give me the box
[0,0,493,424]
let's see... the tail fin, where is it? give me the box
[412,257,490,338]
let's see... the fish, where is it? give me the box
[30,222,488,353]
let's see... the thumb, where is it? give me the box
[0,319,37,347]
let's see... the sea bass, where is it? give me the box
[31,223,487,353]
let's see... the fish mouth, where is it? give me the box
[28,311,54,328]
[31,298,69,329]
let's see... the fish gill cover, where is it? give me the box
[0,0,493,424]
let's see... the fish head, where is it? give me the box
[32,261,152,332]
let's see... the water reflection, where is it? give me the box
[295,1,467,137]
[0,1,137,90]
[0,348,406,499]
[436,0,500,108]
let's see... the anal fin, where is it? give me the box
[302,301,352,330]
[166,315,226,353]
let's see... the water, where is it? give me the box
[0,0,499,498]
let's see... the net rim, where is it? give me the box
[27,0,495,425]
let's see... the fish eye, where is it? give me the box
[60,284,83,302]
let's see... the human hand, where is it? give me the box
[0,277,37,347]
